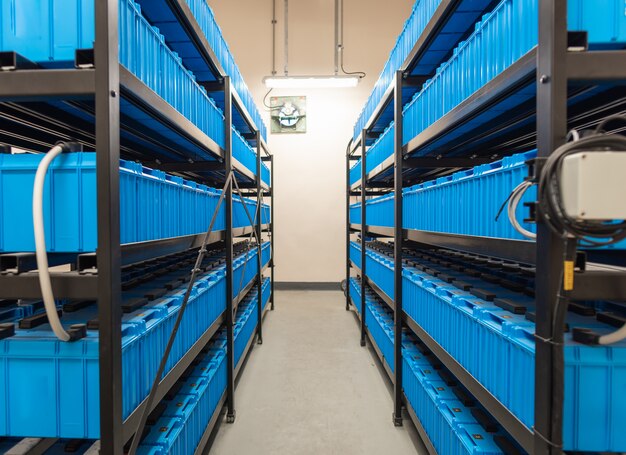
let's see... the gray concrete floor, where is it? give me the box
[211,290,426,454]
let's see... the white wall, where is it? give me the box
[209,0,413,282]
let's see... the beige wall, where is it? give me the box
[209,0,413,282]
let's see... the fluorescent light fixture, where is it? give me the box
[263,75,360,89]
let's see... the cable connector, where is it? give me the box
[0,323,15,340]
[572,327,600,345]
[67,324,88,342]
[526,157,546,183]
[55,141,83,153]
[523,202,537,224]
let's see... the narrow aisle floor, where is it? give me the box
[211,290,425,454]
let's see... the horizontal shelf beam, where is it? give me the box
[571,267,626,301]
[0,69,95,100]
[76,228,268,271]
[367,279,394,312]
[259,139,272,157]
[404,49,537,156]
[119,66,224,161]
[404,229,536,264]
[364,82,395,135]
[233,263,269,314]
[402,0,496,78]
[404,399,437,455]
[354,225,395,238]
[232,157,257,183]
[349,137,362,156]
[5,437,58,455]
[234,320,258,382]
[365,155,492,184]
[0,253,77,274]
[351,295,394,384]
[164,0,227,79]
[567,51,626,81]
[231,87,262,138]
[123,312,226,443]
[402,156,494,169]
[402,314,534,453]
[0,272,98,299]
[151,161,224,172]
[353,225,535,264]
[351,259,395,312]
[349,191,392,197]
[401,0,459,75]
[233,277,259,314]
[352,293,435,454]
[366,155,394,182]
[197,296,271,453]
[193,392,226,455]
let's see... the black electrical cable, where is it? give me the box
[338,0,366,79]
[548,238,576,449]
[127,172,233,455]
[262,88,281,112]
[341,62,366,78]
[594,114,626,134]
[538,131,626,246]
[536,123,626,448]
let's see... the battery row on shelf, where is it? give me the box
[5,277,270,455]
[134,277,270,455]
[0,241,271,440]
[0,0,267,142]
[349,278,523,455]
[352,0,626,142]
[350,240,626,452]
[350,149,626,249]
[0,152,270,253]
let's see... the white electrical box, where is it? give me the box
[560,151,626,220]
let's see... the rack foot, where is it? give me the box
[392,413,403,427]
[360,338,366,347]
[226,411,236,424]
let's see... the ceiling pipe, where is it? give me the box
[271,0,277,76]
[284,0,289,76]
[334,0,339,75]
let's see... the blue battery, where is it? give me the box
[139,416,187,455]
[402,0,626,146]
[0,0,227,149]
[0,153,270,253]
[355,149,626,249]
[359,241,626,451]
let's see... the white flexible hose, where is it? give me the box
[599,324,626,345]
[508,180,537,239]
[33,144,71,342]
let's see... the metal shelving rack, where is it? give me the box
[346,1,626,454]
[0,0,275,453]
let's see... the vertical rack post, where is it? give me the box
[256,131,263,344]
[359,129,367,347]
[535,0,568,453]
[345,144,351,311]
[224,76,236,423]
[392,70,404,426]
[95,0,123,452]
[270,154,275,311]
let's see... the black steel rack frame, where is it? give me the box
[0,0,275,453]
[345,1,626,454]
